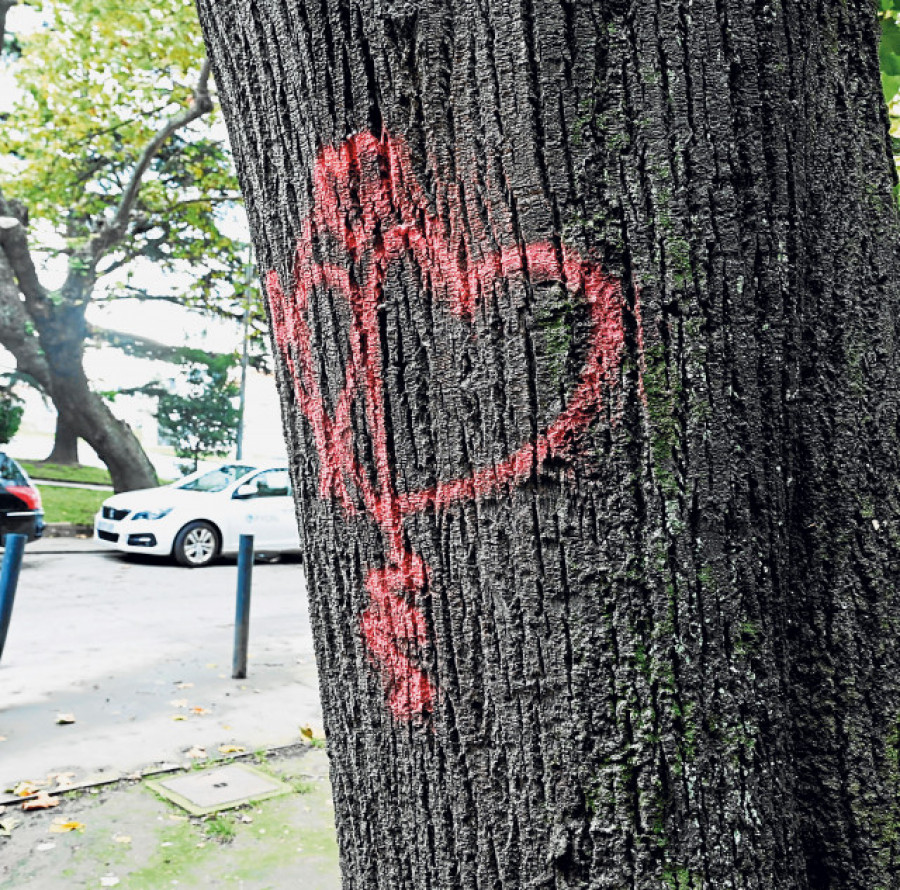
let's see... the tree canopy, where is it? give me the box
[0,0,261,489]
[156,357,239,475]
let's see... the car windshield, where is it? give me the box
[0,454,27,486]
[176,465,256,493]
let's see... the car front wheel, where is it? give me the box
[173,521,219,568]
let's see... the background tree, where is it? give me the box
[198,1,900,887]
[0,0,253,490]
[155,357,239,475]
[0,377,24,446]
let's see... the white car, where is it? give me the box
[93,463,302,567]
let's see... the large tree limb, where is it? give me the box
[0,186,51,319]
[90,58,214,260]
[89,325,224,364]
[0,253,51,391]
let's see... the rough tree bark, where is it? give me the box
[198,1,900,887]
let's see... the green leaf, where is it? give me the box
[880,18,900,77]
[883,74,900,107]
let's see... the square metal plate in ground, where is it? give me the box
[146,764,292,816]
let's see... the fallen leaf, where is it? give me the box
[113,835,131,844]
[218,745,245,755]
[0,735,7,742]
[49,819,84,833]
[171,715,186,722]
[55,714,76,725]
[23,791,60,811]
[0,817,19,836]
[300,725,314,741]
[169,699,189,708]
[13,781,45,797]
[191,707,210,715]
[49,772,76,789]
[185,746,206,759]
[174,682,194,689]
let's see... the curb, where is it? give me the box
[0,741,316,807]
[43,523,93,538]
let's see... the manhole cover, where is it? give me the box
[146,764,292,815]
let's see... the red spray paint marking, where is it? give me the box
[267,132,626,721]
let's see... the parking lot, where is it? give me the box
[0,537,324,793]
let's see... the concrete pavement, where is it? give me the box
[0,539,340,888]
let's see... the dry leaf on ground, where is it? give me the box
[185,746,206,759]
[49,819,84,833]
[300,725,314,740]
[13,781,45,797]
[23,792,59,811]
[218,745,245,754]
[191,707,210,715]
[0,817,19,836]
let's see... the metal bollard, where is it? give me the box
[232,534,254,679]
[0,534,26,664]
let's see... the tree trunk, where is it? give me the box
[52,383,157,493]
[38,304,157,493]
[45,415,79,465]
[198,2,900,887]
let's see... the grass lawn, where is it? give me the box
[38,485,107,525]
[20,460,112,487]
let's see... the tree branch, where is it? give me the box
[0,252,52,391]
[91,57,214,259]
[88,325,219,363]
[0,186,50,317]
[92,287,191,306]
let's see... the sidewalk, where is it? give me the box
[0,746,340,889]
[0,540,340,888]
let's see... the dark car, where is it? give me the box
[0,453,43,543]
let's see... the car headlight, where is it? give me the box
[131,508,173,521]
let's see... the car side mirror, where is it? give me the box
[234,482,258,499]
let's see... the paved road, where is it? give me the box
[0,539,323,794]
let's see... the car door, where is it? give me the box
[231,469,299,552]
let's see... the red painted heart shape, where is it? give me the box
[267,132,626,720]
